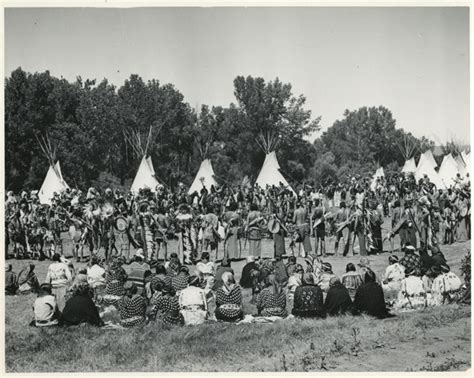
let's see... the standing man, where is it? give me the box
[293,201,312,258]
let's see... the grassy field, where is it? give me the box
[4,234,471,372]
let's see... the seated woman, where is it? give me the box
[102,258,128,307]
[60,276,104,327]
[256,274,287,318]
[292,273,326,318]
[341,263,363,300]
[431,264,463,305]
[324,276,353,316]
[165,252,181,277]
[317,262,337,294]
[393,266,427,311]
[215,272,244,322]
[32,283,60,327]
[149,283,184,326]
[195,252,215,295]
[118,282,147,327]
[172,266,190,294]
[287,264,304,312]
[381,255,405,305]
[150,264,172,294]
[17,263,40,295]
[179,275,208,325]
[353,270,393,319]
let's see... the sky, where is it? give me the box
[4,6,470,144]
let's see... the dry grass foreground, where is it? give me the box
[5,240,472,372]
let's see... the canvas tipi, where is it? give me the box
[438,153,461,188]
[415,152,443,188]
[255,133,295,194]
[417,149,437,170]
[36,134,69,205]
[454,154,467,176]
[398,135,417,174]
[126,126,163,194]
[188,159,218,195]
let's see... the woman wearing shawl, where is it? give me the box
[118,282,147,327]
[246,203,263,257]
[292,273,326,318]
[102,258,128,307]
[353,270,393,319]
[256,274,288,318]
[172,266,190,294]
[341,263,364,300]
[431,264,463,305]
[150,283,184,326]
[215,272,244,322]
[17,263,40,295]
[179,275,208,325]
[60,275,103,327]
[165,252,181,277]
[393,266,427,311]
[287,264,304,312]
[381,255,405,305]
[195,252,215,294]
[324,277,353,316]
[223,202,241,260]
[317,262,337,294]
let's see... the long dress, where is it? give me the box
[224,211,240,260]
[118,294,147,327]
[324,282,353,316]
[393,276,427,311]
[381,263,405,304]
[247,211,262,257]
[256,287,288,318]
[151,293,184,326]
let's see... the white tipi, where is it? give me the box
[36,134,69,205]
[255,133,295,194]
[401,157,416,174]
[417,149,438,170]
[188,159,218,195]
[454,154,467,176]
[126,126,163,194]
[370,167,385,191]
[415,154,443,188]
[130,156,162,194]
[438,153,461,188]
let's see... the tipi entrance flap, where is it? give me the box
[188,158,218,195]
[130,156,161,193]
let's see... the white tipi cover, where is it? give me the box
[438,154,461,188]
[401,157,416,173]
[255,151,295,194]
[418,150,437,170]
[39,161,69,205]
[188,159,218,195]
[415,156,443,188]
[454,154,467,176]
[130,156,162,194]
[465,152,471,173]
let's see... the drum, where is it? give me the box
[114,216,129,233]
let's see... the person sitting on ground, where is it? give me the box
[5,264,19,296]
[87,256,106,290]
[165,252,181,277]
[431,263,463,305]
[172,265,190,294]
[273,256,289,287]
[399,245,422,277]
[17,263,40,295]
[393,266,427,311]
[195,252,215,294]
[31,283,61,327]
[179,275,208,325]
[292,273,326,319]
[287,263,304,312]
[286,255,298,276]
[150,264,172,295]
[149,283,184,326]
[381,255,405,305]
[317,262,337,294]
[324,276,353,316]
[118,282,147,327]
[256,274,288,318]
[215,272,244,322]
[352,270,393,319]
[126,251,149,296]
[213,258,234,291]
[102,257,128,307]
[60,275,104,327]
[240,255,258,289]
[45,253,72,312]
[341,263,364,300]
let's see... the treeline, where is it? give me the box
[5,68,433,192]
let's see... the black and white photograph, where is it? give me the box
[3,3,472,373]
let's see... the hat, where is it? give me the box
[135,249,145,259]
[304,256,314,265]
[358,257,371,268]
[389,255,399,264]
[404,245,416,253]
[321,262,332,273]
[439,264,450,273]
